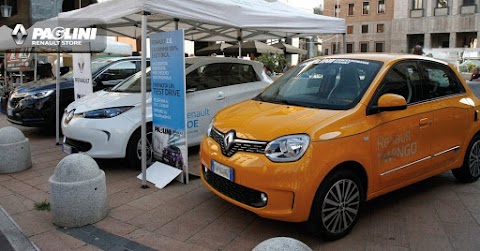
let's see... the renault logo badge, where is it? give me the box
[12,24,28,45]
[224,130,236,151]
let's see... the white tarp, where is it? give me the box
[36,0,345,41]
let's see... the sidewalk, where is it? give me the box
[1,112,480,250]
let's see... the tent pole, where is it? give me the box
[3,57,7,91]
[140,12,148,188]
[237,29,242,58]
[342,33,346,54]
[55,47,60,145]
[174,18,179,30]
[34,53,37,82]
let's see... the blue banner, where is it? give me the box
[150,30,188,183]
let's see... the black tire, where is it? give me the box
[126,125,153,169]
[307,169,364,241]
[452,134,480,183]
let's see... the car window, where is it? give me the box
[419,61,465,99]
[186,63,260,91]
[256,58,383,110]
[374,61,422,105]
[110,71,152,92]
[96,61,138,85]
[228,64,260,85]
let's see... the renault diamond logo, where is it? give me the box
[12,24,28,45]
[224,130,236,151]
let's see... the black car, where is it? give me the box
[6,57,149,128]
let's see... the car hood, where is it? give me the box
[14,78,73,93]
[213,100,343,141]
[68,90,149,113]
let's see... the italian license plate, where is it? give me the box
[62,144,73,154]
[211,160,234,181]
[7,108,13,116]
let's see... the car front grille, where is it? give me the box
[210,128,267,157]
[64,137,92,152]
[203,167,267,208]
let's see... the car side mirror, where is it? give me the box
[376,93,407,112]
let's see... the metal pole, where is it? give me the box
[140,13,148,188]
[342,33,347,54]
[237,29,242,58]
[34,53,37,82]
[55,48,60,145]
[3,57,7,91]
[19,69,23,86]
[174,18,179,30]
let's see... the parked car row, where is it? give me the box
[7,54,480,241]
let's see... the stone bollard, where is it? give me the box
[49,154,108,227]
[252,237,313,251]
[0,126,32,174]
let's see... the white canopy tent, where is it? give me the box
[35,0,345,185]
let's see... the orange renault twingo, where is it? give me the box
[199,54,480,240]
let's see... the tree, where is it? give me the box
[314,4,323,15]
[255,53,287,73]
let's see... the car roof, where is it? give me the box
[185,56,262,66]
[308,53,450,66]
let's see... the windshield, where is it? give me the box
[255,58,383,110]
[60,59,117,80]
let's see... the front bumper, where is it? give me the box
[7,96,55,127]
[61,113,136,158]
[199,135,324,222]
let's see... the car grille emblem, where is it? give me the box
[65,109,75,124]
[224,130,236,151]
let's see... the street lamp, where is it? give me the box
[0,0,12,18]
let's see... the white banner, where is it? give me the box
[72,53,93,100]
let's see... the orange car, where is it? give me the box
[199,54,480,240]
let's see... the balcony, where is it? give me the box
[434,7,448,16]
[410,9,424,18]
[461,5,476,14]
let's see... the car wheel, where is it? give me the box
[126,125,153,169]
[452,134,480,183]
[308,169,364,241]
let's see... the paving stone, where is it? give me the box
[29,229,87,250]
[94,216,138,237]
[441,222,480,251]
[109,204,147,222]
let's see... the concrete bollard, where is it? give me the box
[0,126,32,174]
[252,237,313,251]
[49,154,107,227]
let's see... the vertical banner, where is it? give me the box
[150,30,188,184]
[72,53,93,100]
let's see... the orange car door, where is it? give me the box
[419,61,471,170]
[367,61,434,190]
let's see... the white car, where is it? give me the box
[61,57,272,168]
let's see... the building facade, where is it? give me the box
[323,0,480,54]
[323,0,394,54]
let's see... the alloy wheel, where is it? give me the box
[469,141,480,177]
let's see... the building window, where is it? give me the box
[363,2,370,15]
[325,48,329,55]
[334,4,340,17]
[413,0,423,9]
[348,4,355,16]
[437,0,447,8]
[362,25,369,33]
[377,24,384,33]
[332,43,341,54]
[360,42,369,52]
[378,0,385,14]
[347,25,354,34]
[375,42,384,52]
[463,0,475,6]
[347,43,354,53]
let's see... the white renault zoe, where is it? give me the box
[61,57,272,168]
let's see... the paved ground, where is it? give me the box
[1,112,480,250]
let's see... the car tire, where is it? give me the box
[307,169,364,241]
[126,125,153,169]
[452,134,480,183]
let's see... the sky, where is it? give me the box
[285,0,323,11]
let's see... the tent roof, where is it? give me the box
[271,42,307,55]
[36,0,345,41]
[223,41,283,55]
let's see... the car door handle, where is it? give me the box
[216,92,225,100]
[419,118,432,128]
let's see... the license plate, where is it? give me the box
[211,160,234,181]
[62,144,73,154]
[7,108,12,116]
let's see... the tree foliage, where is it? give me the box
[255,53,287,73]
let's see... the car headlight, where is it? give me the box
[24,90,54,100]
[265,134,310,162]
[81,106,133,119]
[207,117,214,137]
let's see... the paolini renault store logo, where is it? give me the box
[4,19,106,53]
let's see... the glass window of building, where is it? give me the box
[363,2,370,14]
[378,0,385,13]
[413,0,423,9]
[375,42,384,52]
[362,25,369,33]
[377,24,384,33]
[348,3,355,16]
[463,0,475,5]
[334,4,340,17]
[347,43,354,53]
[347,25,354,34]
[360,42,369,52]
